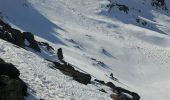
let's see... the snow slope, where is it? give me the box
[0,39,111,100]
[1,0,170,100]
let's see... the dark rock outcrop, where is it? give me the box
[105,81,140,100]
[23,32,41,52]
[111,93,132,100]
[57,48,64,61]
[38,42,54,51]
[0,63,20,79]
[117,4,129,13]
[53,62,91,85]
[107,1,129,13]
[115,87,140,100]
[94,79,105,84]
[0,75,26,100]
[99,89,107,93]
[106,82,116,90]
[72,70,91,85]
[0,19,41,52]
[0,60,27,100]
[151,0,168,11]
[136,18,147,26]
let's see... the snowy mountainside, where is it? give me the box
[0,39,111,100]
[0,0,170,100]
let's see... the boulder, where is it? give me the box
[99,89,107,93]
[106,82,116,90]
[94,79,105,84]
[110,94,122,100]
[0,60,27,100]
[57,48,64,61]
[0,75,26,100]
[117,4,129,13]
[73,70,91,85]
[151,0,168,10]
[111,93,132,100]
[116,87,140,100]
[0,19,10,28]
[23,32,41,52]
[131,92,140,100]
[0,63,20,79]
[53,61,91,85]
[6,28,24,46]
[107,1,129,13]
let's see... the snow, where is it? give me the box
[0,0,170,100]
[0,39,111,100]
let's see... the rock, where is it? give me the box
[94,79,105,84]
[23,32,41,52]
[117,4,129,13]
[0,19,10,28]
[131,92,140,100]
[106,82,116,90]
[136,18,147,26]
[0,63,20,79]
[116,87,140,100]
[0,59,27,100]
[38,42,54,51]
[57,63,75,76]
[110,94,122,100]
[151,0,168,10]
[99,89,107,93]
[52,48,91,85]
[107,1,129,13]
[53,61,91,85]
[0,75,26,100]
[116,87,131,95]
[57,48,64,61]
[111,93,132,100]
[72,70,91,85]
[6,28,24,46]
[0,58,4,63]
[0,19,44,52]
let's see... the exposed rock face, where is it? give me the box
[23,32,41,52]
[111,93,133,100]
[38,42,54,51]
[106,82,116,89]
[54,62,91,85]
[136,18,147,26]
[73,70,91,85]
[94,79,105,84]
[0,75,26,100]
[0,19,41,52]
[93,80,140,100]
[0,60,27,100]
[107,0,129,13]
[0,63,20,79]
[151,0,168,11]
[57,48,64,61]
[110,94,123,100]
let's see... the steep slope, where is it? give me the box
[0,0,170,100]
[0,39,111,100]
